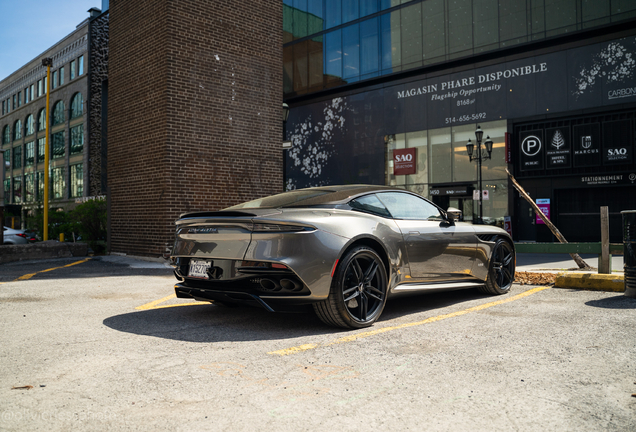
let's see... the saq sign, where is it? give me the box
[393,148,417,175]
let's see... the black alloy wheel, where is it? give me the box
[480,238,515,295]
[313,246,388,329]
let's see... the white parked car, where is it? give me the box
[3,226,29,245]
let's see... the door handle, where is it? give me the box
[408,231,420,236]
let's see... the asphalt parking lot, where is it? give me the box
[1,256,635,431]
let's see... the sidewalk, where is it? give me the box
[516,252,628,293]
[516,253,624,274]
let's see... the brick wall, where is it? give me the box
[108,0,283,256]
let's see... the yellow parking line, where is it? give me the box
[136,294,177,310]
[269,286,551,356]
[135,293,209,310]
[7,258,92,282]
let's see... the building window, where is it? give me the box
[70,125,84,154]
[70,164,83,198]
[25,173,34,202]
[24,87,30,104]
[3,179,9,204]
[13,120,22,141]
[1,100,4,115]
[44,76,48,94]
[37,138,45,163]
[2,125,9,144]
[12,95,16,109]
[71,93,83,119]
[38,109,46,131]
[52,101,65,125]
[17,91,21,107]
[51,131,65,159]
[37,80,42,97]
[13,145,22,169]
[70,60,76,80]
[25,141,35,166]
[52,71,58,89]
[3,148,9,166]
[25,114,35,136]
[59,66,65,86]
[52,167,65,199]
[13,176,22,203]
[78,55,84,76]
[36,171,44,200]
[30,84,34,101]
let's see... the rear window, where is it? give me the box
[225,190,333,209]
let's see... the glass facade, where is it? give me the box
[283,0,636,96]
[25,173,34,203]
[70,125,84,154]
[71,93,83,119]
[38,109,46,131]
[25,114,34,136]
[37,138,45,163]
[386,119,508,225]
[12,145,22,169]
[13,120,22,140]
[25,141,34,166]
[51,131,65,159]
[52,167,65,200]
[13,176,21,203]
[70,164,83,198]
[52,101,65,125]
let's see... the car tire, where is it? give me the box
[313,246,388,329]
[479,238,515,295]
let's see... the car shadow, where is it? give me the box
[585,295,636,309]
[102,288,491,343]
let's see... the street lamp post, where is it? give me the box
[0,149,7,244]
[42,57,53,240]
[466,125,493,224]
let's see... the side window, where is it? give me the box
[377,192,442,220]
[349,194,392,218]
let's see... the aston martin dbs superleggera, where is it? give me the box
[170,185,515,328]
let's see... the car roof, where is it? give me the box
[281,185,415,207]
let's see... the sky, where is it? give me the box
[0,0,101,82]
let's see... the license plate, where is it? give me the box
[188,259,212,279]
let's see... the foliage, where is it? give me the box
[26,199,107,253]
[70,199,107,252]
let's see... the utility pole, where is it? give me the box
[0,149,6,244]
[42,58,53,241]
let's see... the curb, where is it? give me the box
[554,272,625,292]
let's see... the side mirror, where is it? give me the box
[446,207,462,222]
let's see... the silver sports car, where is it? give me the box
[170,185,515,328]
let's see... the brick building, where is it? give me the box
[107,0,283,256]
[0,7,109,229]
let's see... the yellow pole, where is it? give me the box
[43,60,51,241]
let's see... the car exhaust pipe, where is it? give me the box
[280,278,301,292]
[260,279,281,291]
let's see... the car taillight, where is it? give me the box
[17,233,27,238]
[251,223,314,232]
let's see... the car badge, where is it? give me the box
[190,227,218,234]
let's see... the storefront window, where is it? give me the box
[384,119,509,226]
[429,128,452,183]
[452,124,476,182]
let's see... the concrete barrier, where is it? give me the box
[0,241,89,264]
[555,272,625,292]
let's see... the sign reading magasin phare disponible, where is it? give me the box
[285,36,636,189]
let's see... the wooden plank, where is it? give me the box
[600,206,610,274]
